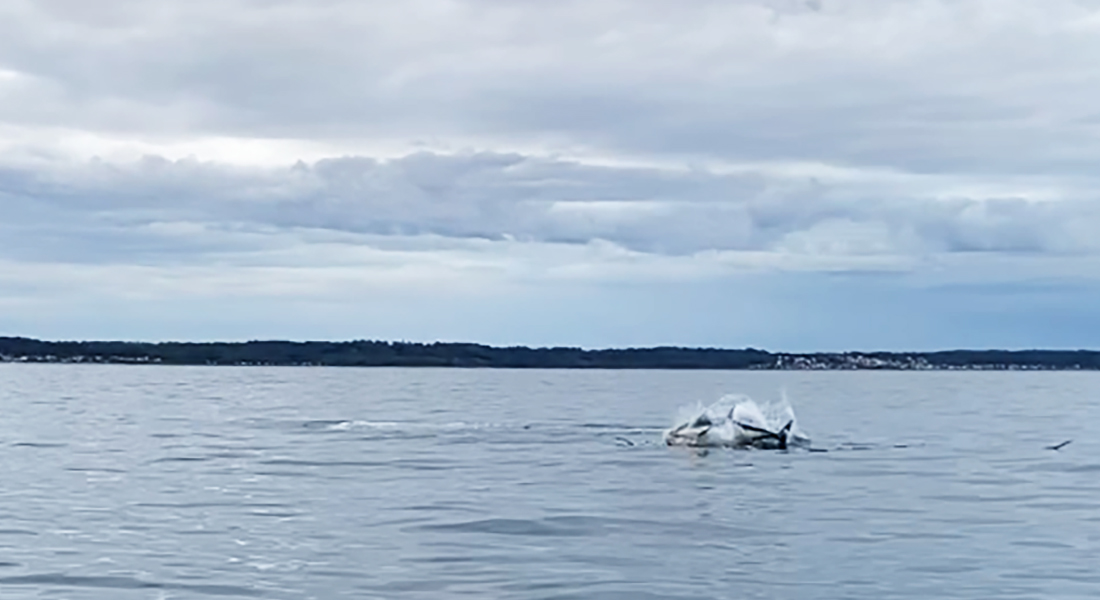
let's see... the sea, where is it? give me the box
[0,365,1096,599]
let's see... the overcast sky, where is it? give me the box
[3,0,1100,350]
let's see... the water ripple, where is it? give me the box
[0,573,265,597]
[1,366,1097,599]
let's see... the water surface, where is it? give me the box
[0,365,1096,599]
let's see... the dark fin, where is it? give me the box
[1047,440,1072,451]
[691,414,713,428]
[615,436,635,447]
[777,420,793,450]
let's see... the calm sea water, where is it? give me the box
[0,365,1097,599]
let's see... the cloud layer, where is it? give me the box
[3,0,1100,347]
[5,151,1097,264]
[5,0,1100,169]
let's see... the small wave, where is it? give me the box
[64,467,127,474]
[257,458,386,468]
[580,422,641,430]
[149,456,210,464]
[304,419,514,433]
[0,573,264,597]
[415,517,604,538]
[302,418,691,449]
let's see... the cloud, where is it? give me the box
[3,151,1096,266]
[3,0,1100,171]
[3,0,1100,346]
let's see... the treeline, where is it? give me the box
[0,337,773,368]
[870,349,1100,369]
[1,336,1099,369]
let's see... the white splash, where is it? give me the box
[664,393,809,449]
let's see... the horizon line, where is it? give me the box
[2,335,1097,355]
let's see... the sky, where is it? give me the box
[3,0,1100,351]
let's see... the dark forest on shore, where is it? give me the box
[2,336,1099,370]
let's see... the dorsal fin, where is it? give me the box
[691,414,713,428]
[777,420,793,449]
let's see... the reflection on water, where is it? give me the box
[0,365,1097,599]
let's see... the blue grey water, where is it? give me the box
[0,365,1097,599]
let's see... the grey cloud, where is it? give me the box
[5,1,1100,175]
[8,0,1100,348]
[2,152,1097,266]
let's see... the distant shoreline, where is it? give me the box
[2,336,1098,370]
